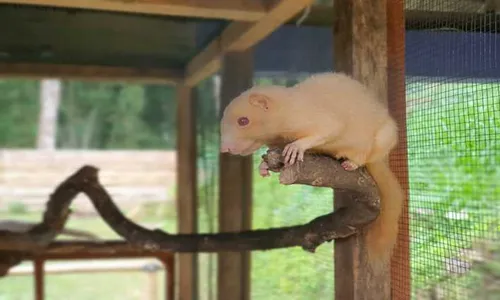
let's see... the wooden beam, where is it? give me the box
[286,5,500,33]
[0,0,274,22]
[218,50,253,300]
[332,1,390,300]
[0,63,182,84]
[387,1,411,299]
[176,84,198,300]
[21,241,175,259]
[185,0,314,87]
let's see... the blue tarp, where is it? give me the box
[252,25,500,79]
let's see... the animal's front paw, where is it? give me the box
[258,161,270,177]
[282,142,305,165]
[340,159,359,171]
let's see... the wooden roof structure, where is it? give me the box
[0,0,497,85]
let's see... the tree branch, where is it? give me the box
[0,148,380,276]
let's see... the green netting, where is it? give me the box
[403,1,500,299]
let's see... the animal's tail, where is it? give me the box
[364,160,404,271]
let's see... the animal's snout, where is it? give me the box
[220,141,233,153]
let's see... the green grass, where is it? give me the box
[406,79,500,299]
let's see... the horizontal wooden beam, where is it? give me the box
[287,5,500,32]
[22,241,176,260]
[0,0,274,22]
[184,0,315,87]
[0,63,183,84]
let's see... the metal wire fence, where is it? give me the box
[403,1,500,298]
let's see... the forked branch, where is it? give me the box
[0,148,381,276]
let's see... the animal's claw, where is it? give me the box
[259,161,270,177]
[283,142,305,166]
[341,160,359,171]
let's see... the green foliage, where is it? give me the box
[0,79,178,149]
[0,80,39,148]
[6,201,28,215]
[250,150,334,299]
[406,79,500,297]
[141,84,177,148]
[57,81,176,149]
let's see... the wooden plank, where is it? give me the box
[185,0,314,87]
[176,85,198,300]
[0,0,273,22]
[34,259,44,300]
[332,1,390,300]
[387,1,411,299]
[217,50,253,300]
[22,241,175,259]
[11,260,162,275]
[286,5,500,32]
[0,63,182,84]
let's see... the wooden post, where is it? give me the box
[217,49,254,300]
[176,85,198,300]
[387,1,411,299]
[332,1,391,299]
[34,258,45,300]
[164,255,176,300]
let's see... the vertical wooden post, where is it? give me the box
[332,1,391,299]
[387,1,411,299]
[217,49,254,300]
[176,85,198,300]
[165,255,176,300]
[158,255,175,300]
[34,258,44,300]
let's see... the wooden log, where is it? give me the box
[387,1,411,299]
[217,50,254,300]
[176,85,198,300]
[332,0,391,299]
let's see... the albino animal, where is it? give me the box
[219,72,404,270]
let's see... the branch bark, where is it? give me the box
[0,148,381,276]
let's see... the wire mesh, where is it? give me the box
[195,77,220,300]
[403,1,500,299]
[194,73,334,299]
[249,74,334,300]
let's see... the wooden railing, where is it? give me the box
[9,241,175,300]
[0,149,177,212]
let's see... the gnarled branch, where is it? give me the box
[0,148,380,276]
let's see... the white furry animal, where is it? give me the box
[220,72,404,271]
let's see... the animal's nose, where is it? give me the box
[220,141,232,153]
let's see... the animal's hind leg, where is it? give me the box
[340,158,361,171]
[258,160,270,177]
[366,119,398,163]
[336,151,369,171]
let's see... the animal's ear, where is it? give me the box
[248,93,270,111]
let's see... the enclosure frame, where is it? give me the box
[19,243,175,300]
[0,1,410,299]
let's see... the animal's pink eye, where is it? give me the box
[237,117,249,126]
